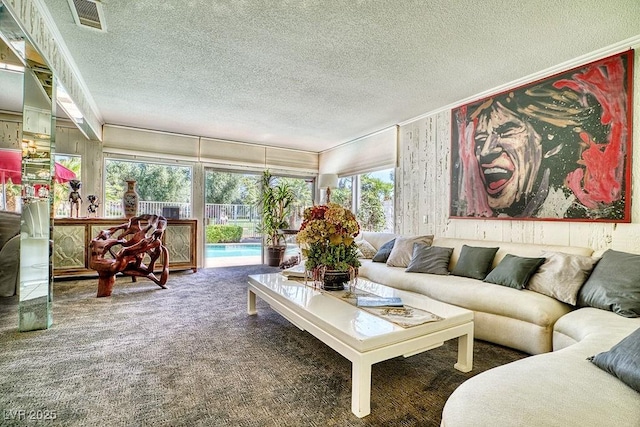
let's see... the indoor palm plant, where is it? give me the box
[296,203,361,290]
[257,170,295,266]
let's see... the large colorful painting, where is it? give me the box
[450,50,633,222]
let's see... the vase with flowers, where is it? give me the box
[296,203,361,291]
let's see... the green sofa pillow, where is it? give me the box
[589,327,640,393]
[484,254,546,290]
[451,245,499,280]
[577,249,640,317]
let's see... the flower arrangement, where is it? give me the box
[297,203,361,275]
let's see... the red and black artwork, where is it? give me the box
[450,50,633,222]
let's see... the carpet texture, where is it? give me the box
[0,266,527,426]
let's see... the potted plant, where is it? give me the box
[257,170,295,266]
[296,203,361,290]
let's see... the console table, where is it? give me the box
[53,218,197,278]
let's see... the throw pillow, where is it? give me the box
[355,239,377,259]
[483,254,546,290]
[405,244,453,275]
[577,249,640,317]
[589,327,640,393]
[372,239,396,263]
[451,245,499,280]
[527,251,599,305]
[386,235,434,268]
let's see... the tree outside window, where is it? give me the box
[357,170,394,232]
[329,170,394,233]
[104,159,192,218]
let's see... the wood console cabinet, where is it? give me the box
[53,218,197,278]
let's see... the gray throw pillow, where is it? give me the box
[451,245,499,280]
[405,244,453,275]
[386,235,434,267]
[589,327,640,393]
[372,239,396,263]
[484,254,546,290]
[577,249,640,317]
[527,251,598,305]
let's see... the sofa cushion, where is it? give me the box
[578,249,640,317]
[372,239,396,263]
[355,239,377,259]
[451,245,499,280]
[386,235,434,268]
[484,254,545,290]
[528,251,598,305]
[589,327,640,393]
[405,244,452,275]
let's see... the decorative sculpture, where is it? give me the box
[89,214,169,297]
[68,179,82,218]
[87,195,100,217]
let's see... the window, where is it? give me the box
[104,159,192,218]
[53,154,81,217]
[331,176,353,210]
[357,169,394,232]
[203,169,313,267]
[331,169,394,233]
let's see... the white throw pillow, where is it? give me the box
[355,239,377,259]
[527,251,598,305]
[386,235,434,268]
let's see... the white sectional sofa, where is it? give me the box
[355,232,640,427]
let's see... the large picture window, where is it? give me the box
[331,169,394,233]
[104,159,192,218]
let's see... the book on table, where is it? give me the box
[356,296,403,307]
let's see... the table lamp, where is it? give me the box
[318,173,338,203]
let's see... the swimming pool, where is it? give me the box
[205,243,298,258]
[205,243,261,258]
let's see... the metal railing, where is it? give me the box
[104,200,192,219]
[82,201,309,240]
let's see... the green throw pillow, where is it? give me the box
[578,249,640,317]
[451,245,499,280]
[589,327,640,393]
[372,239,396,263]
[483,254,546,290]
[405,244,453,275]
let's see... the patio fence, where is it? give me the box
[55,201,310,240]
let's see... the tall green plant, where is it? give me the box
[257,170,295,247]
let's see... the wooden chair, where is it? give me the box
[89,214,169,297]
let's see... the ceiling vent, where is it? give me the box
[67,0,106,31]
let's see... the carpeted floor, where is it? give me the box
[0,266,527,426]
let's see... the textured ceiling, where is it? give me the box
[14,1,640,151]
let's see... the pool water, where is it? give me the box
[205,244,298,258]
[206,244,261,258]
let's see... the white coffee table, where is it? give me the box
[247,273,474,418]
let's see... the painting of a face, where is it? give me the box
[474,102,542,210]
[450,51,631,221]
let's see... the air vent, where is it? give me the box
[68,0,106,31]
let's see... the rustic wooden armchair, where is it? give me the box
[89,214,169,297]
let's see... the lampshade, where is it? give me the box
[318,173,338,189]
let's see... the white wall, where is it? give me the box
[396,49,640,254]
